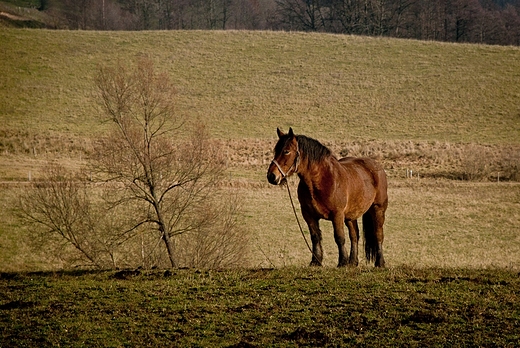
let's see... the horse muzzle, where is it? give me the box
[267,171,281,185]
[267,160,284,185]
[267,159,288,185]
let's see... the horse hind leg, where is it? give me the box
[345,219,359,267]
[330,214,349,267]
[363,205,386,267]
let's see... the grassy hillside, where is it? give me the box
[1,29,519,347]
[1,29,519,143]
[1,29,519,181]
[1,29,519,271]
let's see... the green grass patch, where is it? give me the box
[1,268,519,347]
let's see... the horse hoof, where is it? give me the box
[309,261,322,267]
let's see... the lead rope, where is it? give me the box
[283,178,322,266]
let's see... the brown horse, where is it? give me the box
[267,128,388,267]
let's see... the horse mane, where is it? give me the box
[296,135,333,163]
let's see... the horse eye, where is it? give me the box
[284,150,291,155]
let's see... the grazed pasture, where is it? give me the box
[0,29,519,271]
[0,28,519,347]
[1,268,519,347]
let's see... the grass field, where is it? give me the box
[1,29,519,272]
[1,268,519,347]
[245,179,520,270]
[0,28,520,347]
[1,29,519,180]
[1,29,519,143]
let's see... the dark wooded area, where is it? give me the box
[13,0,516,45]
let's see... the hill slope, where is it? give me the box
[1,29,519,272]
[1,29,519,144]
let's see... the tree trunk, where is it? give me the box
[153,192,177,268]
[161,225,177,268]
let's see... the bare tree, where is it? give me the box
[276,0,328,31]
[19,164,132,269]
[18,57,247,270]
[94,57,244,268]
[329,0,367,34]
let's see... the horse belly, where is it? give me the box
[343,204,370,221]
[343,186,376,220]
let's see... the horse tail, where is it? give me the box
[363,211,378,263]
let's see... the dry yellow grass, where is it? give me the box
[1,30,519,142]
[242,178,520,269]
[1,29,519,271]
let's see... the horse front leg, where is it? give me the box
[332,214,349,267]
[303,215,323,266]
[345,219,359,267]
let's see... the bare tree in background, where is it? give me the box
[19,164,132,269]
[94,57,245,268]
[276,0,328,31]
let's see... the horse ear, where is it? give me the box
[277,128,285,138]
[288,127,294,138]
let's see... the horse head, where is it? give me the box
[267,127,300,185]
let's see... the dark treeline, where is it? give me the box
[40,0,520,45]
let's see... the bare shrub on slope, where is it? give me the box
[17,57,249,270]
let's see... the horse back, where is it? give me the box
[338,156,388,206]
